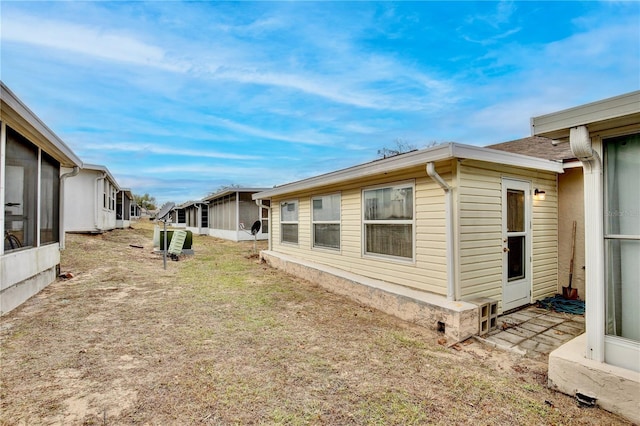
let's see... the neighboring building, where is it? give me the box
[253,143,564,342]
[203,188,269,242]
[179,200,209,235]
[532,91,639,423]
[170,204,187,227]
[116,188,135,229]
[63,164,120,233]
[130,200,141,220]
[1,82,83,314]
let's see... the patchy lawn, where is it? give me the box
[0,222,630,425]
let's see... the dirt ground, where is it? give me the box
[0,222,631,425]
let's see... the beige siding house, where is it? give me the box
[253,143,563,342]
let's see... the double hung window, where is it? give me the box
[363,182,414,260]
[312,194,340,250]
[281,200,299,244]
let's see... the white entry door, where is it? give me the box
[502,179,532,312]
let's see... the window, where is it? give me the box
[312,194,340,249]
[363,182,414,260]
[280,200,298,244]
[4,127,38,250]
[506,189,526,281]
[261,199,270,234]
[40,152,60,245]
[201,205,209,228]
[604,133,640,342]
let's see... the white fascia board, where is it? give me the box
[118,188,134,199]
[82,163,120,191]
[205,188,269,202]
[531,91,640,139]
[451,144,565,173]
[1,82,83,167]
[253,143,563,200]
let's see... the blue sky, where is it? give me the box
[2,1,638,205]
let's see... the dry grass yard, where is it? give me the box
[0,221,631,425]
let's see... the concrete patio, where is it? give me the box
[475,305,585,359]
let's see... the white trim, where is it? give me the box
[532,91,640,138]
[501,178,533,312]
[361,180,416,263]
[280,199,299,245]
[254,143,563,200]
[605,335,640,372]
[311,192,341,252]
[0,83,82,168]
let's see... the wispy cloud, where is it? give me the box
[1,1,637,204]
[2,13,188,72]
[82,142,261,161]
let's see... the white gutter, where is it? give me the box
[95,172,107,231]
[254,143,563,200]
[59,166,80,249]
[570,125,605,362]
[255,199,272,251]
[426,162,455,301]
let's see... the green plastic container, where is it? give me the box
[159,230,193,250]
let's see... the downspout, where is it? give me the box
[426,163,455,301]
[255,199,272,251]
[570,125,605,362]
[59,166,80,250]
[95,172,106,231]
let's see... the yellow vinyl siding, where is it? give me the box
[269,157,558,309]
[270,163,451,296]
[457,160,558,310]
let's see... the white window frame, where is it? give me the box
[280,199,299,245]
[362,180,416,263]
[311,193,341,251]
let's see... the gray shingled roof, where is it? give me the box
[486,136,575,162]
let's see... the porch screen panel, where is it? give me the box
[40,152,60,245]
[363,184,413,259]
[239,192,257,231]
[4,127,37,250]
[605,133,640,342]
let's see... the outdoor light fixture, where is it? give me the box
[534,188,546,200]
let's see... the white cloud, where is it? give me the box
[1,13,187,72]
[80,142,260,160]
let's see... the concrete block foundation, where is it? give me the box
[260,250,479,343]
[548,334,640,423]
